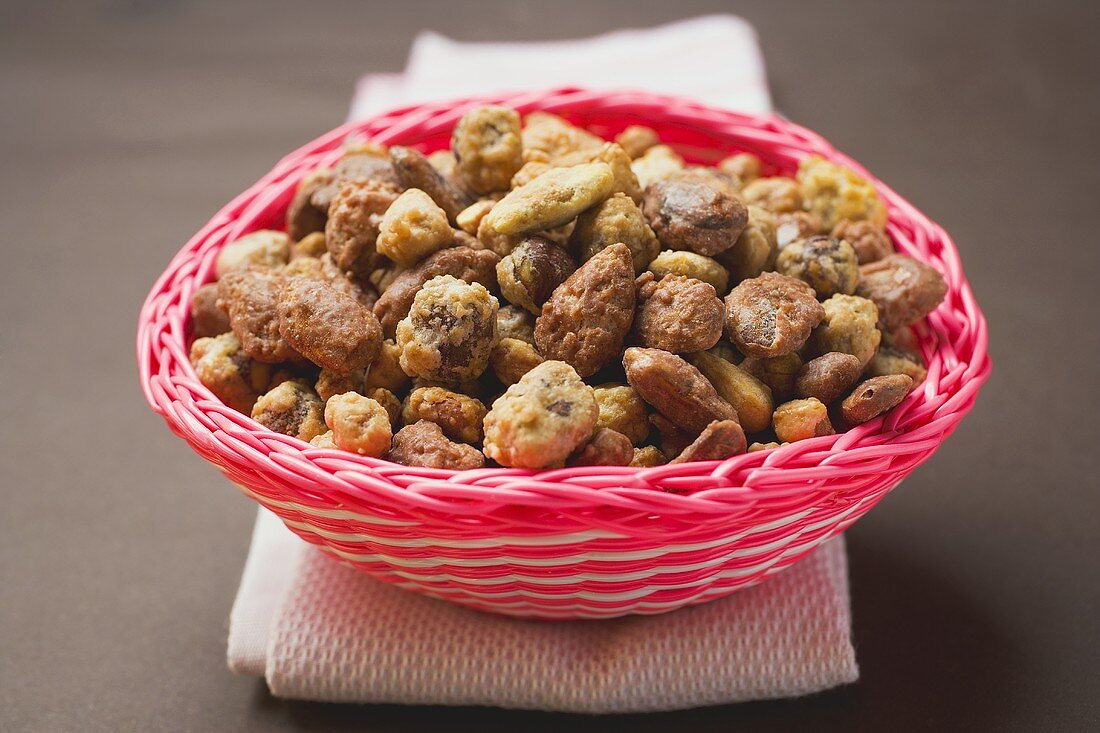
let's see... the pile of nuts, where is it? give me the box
[189,106,947,470]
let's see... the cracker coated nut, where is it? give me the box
[630,144,686,189]
[633,272,724,354]
[215,230,290,278]
[569,192,659,274]
[623,347,738,435]
[484,163,614,236]
[364,339,411,393]
[286,169,335,242]
[689,351,774,434]
[642,177,748,256]
[631,445,667,467]
[482,360,598,469]
[402,386,487,444]
[717,205,777,284]
[534,243,635,377]
[739,352,803,401]
[496,304,536,344]
[670,419,747,463]
[776,211,825,249]
[396,275,498,382]
[840,375,913,425]
[190,332,272,413]
[647,250,728,293]
[324,391,392,456]
[496,236,576,314]
[217,268,301,363]
[748,441,782,452]
[797,156,887,230]
[384,420,485,470]
[856,254,948,330]
[325,177,400,278]
[452,106,524,195]
[389,146,472,223]
[724,272,825,358]
[490,337,543,385]
[592,383,650,446]
[376,188,454,267]
[456,199,496,235]
[367,387,403,430]
[831,218,893,264]
[717,153,762,186]
[866,345,927,384]
[740,177,802,214]
[251,381,327,442]
[190,282,231,338]
[309,431,337,449]
[521,111,604,162]
[567,428,634,467]
[277,278,382,373]
[795,352,863,404]
[775,235,860,298]
[315,368,366,403]
[810,294,882,368]
[773,398,835,443]
[558,142,643,203]
[614,125,661,159]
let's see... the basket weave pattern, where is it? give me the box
[138,89,990,619]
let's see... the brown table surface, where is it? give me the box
[3,0,1099,730]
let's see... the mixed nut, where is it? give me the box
[189,106,947,470]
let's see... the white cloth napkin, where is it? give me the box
[228,15,860,711]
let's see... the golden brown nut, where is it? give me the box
[567,428,634,467]
[740,177,802,214]
[642,178,748,257]
[396,275,498,382]
[631,445,667,467]
[190,282,231,338]
[251,381,327,442]
[315,368,366,403]
[556,142,643,204]
[797,156,887,230]
[384,420,485,470]
[592,383,650,446]
[496,236,576,314]
[810,294,882,368]
[366,387,403,430]
[633,273,724,354]
[324,391,392,456]
[795,352,863,404]
[776,235,860,298]
[490,337,543,386]
[866,345,927,385]
[451,106,524,194]
[215,230,290,278]
[318,253,378,309]
[309,430,337,449]
[372,246,499,337]
[776,211,824,249]
[521,111,604,162]
[534,243,635,377]
[190,332,272,413]
[496,305,536,344]
[364,339,410,393]
[856,254,948,330]
[569,192,660,274]
[402,386,487,444]
[614,125,661,159]
[455,199,496,235]
[325,177,400,278]
[217,268,300,363]
[724,272,825,358]
[483,163,614,236]
[375,188,453,267]
[646,250,728,294]
[831,219,893,264]
[332,145,403,190]
[482,360,598,469]
[630,144,686,189]
[389,146,472,223]
[748,441,782,452]
[670,420,746,463]
[773,398,835,442]
[716,205,777,284]
[277,279,382,373]
[291,231,329,259]
[739,352,802,401]
[689,351,774,434]
[623,347,738,435]
[717,153,762,186]
[286,169,335,242]
[840,375,913,425]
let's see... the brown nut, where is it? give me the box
[772,398,835,443]
[286,169,335,242]
[649,413,695,459]
[567,428,634,467]
[215,230,290,278]
[324,391,392,456]
[389,145,472,223]
[376,188,453,267]
[216,268,300,363]
[740,177,802,214]
[482,360,598,469]
[776,211,824,249]
[831,219,893,264]
[630,144,686,189]
[277,278,382,373]
[291,231,329,259]
[496,236,576,314]
[364,339,410,394]
[614,125,661,159]
[668,167,740,198]
[642,178,748,256]
[569,192,660,274]
[396,275,498,382]
[775,235,860,298]
[795,352,863,404]
[483,162,614,236]
[190,332,272,413]
[840,375,913,425]
[631,445,667,467]
[190,282,231,338]
[797,155,887,230]
[646,250,728,293]
[592,383,650,446]
[315,368,366,403]
[332,146,403,191]
[810,294,882,368]
[496,305,536,344]
[251,380,327,442]
[402,386,487,444]
[534,243,635,378]
[325,177,400,278]
[366,387,403,430]
[717,153,762,186]
[623,347,737,435]
[633,273,724,354]
[739,352,803,401]
[384,420,485,470]
[670,420,747,463]
[724,272,824,358]
[372,246,499,337]
[520,111,604,162]
[856,254,948,330]
[716,205,777,284]
[866,345,927,385]
[452,106,524,194]
[490,337,543,386]
[689,351,774,434]
[318,253,378,309]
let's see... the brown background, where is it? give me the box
[2,0,1099,730]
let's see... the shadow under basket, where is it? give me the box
[137,88,990,620]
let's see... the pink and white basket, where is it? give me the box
[138,88,990,620]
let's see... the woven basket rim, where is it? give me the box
[137,86,990,520]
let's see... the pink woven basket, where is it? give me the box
[138,88,990,620]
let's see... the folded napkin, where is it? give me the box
[227,15,859,712]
